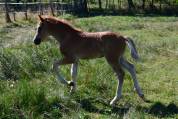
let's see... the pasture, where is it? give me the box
[0,14,178,118]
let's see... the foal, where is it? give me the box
[33,15,145,106]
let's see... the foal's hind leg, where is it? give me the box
[106,57,125,106]
[120,57,145,99]
[110,68,125,106]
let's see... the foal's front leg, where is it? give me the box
[53,57,74,85]
[68,62,78,93]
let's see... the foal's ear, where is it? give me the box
[38,15,44,22]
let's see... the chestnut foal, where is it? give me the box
[33,15,145,106]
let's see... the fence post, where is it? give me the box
[5,0,12,23]
[13,12,16,21]
[24,2,28,20]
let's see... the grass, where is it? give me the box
[0,14,178,118]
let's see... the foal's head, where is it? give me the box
[33,15,50,45]
[33,15,81,45]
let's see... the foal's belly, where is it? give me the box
[74,39,104,59]
[76,50,104,59]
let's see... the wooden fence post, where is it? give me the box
[5,0,12,23]
[13,12,16,21]
[24,2,28,20]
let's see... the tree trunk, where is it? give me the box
[142,0,145,10]
[5,0,11,23]
[49,0,55,16]
[112,0,115,9]
[150,0,154,10]
[73,0,78,8]
[83,0,88,13]
[98,0,102,9]
[78,0,88,13]
[159,0,162,11]
[127,0,135,10]
[118,0,121,10]
[73,0,77,9]
[39,0,43,15]
[105,0,108,9]
[109,0,111,8]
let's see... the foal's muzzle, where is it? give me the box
[34,38,41,45]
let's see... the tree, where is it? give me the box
[150,0,154,9]
[73,0,88,13]
[39,0,43,15]
[82,0,88,13]
[49,0,55,16]
[73,0,78,9]
[127,0,135,10]
[149,0,157,11]
[142,0,145,9]
[159,0,162,11]
[117,0,122,10]
[105,0,108,9]
[74,0,88,13]
[5,0,12,23]
[98,0,102,9]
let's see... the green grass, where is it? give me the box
[0,14,178,119]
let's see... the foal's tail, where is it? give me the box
[125,36,139,61]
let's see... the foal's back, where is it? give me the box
[81,31,126,47]
[69,31,126,59]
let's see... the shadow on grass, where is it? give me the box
[77,97,178,118]
[137,102,178,118]
[76,97,129,117]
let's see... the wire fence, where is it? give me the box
[0,2,83,22]
[0,2,80,15]
[1,1,178,15]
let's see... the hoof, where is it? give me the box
[140,95,151,103]
[110,96,120,107]
[68,81,75,87]
[67,81,76,93]
[69,88,76,94]
[140,94,144,99]
[110,100,116,107]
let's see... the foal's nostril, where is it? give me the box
[34,38,41,45]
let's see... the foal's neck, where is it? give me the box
[49,22,81,43]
